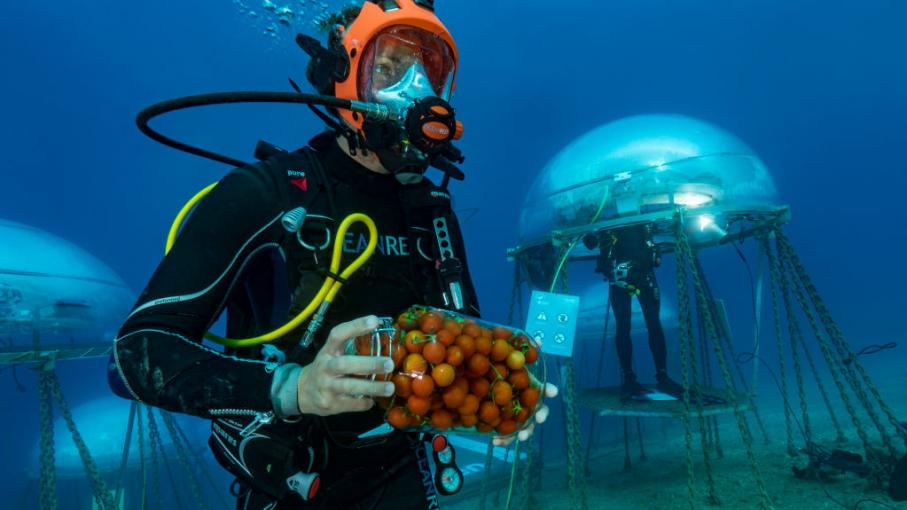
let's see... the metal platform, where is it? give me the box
[577,386,748,419]
[0,343,113,365]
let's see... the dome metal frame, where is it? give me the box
[508,203,790,262]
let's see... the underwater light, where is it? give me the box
[674,191,713,207]
[696,214,728,238]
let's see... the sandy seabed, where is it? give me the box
[443,392,907,510]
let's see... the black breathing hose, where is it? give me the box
[135,91,355,167]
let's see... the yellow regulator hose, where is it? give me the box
[165,183,378,348]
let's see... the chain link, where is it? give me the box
[145,406,167,510]
[557,265,589,510]
[519,437,538,510]
[774,234,888,480]
[676,219,773,510]
[693,255,770,444]
[779,243,848,444]
[771,238,814,445]
[494,264,523,510]
[137,402,148,510]
[479,439,494,510]
[798,325,847,442]
[778,231,907,450]
[777,234,900,480]
[762,238,796,456]
[696,316,715,456]
[688,274,720,505]
[171,417,231,510]
[160,411,211,510]
[674,231,699,510]
[562,358,589,510]
[38,369,57,510]
[48,372,117,510]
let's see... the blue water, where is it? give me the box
[2,1,906,508]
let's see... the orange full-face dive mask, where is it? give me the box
[323,0,465,184]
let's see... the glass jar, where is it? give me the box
[350,305,547,436]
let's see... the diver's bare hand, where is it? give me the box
[296,315,395,416]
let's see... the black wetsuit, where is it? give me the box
[594,224,666,381]
[111,132,479,509]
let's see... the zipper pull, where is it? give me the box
[240,411,275,437]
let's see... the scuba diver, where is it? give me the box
[109,1,552,508]
[583,223,683,401]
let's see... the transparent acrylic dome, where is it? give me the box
[515,115,785,255]
[0,219,134,345]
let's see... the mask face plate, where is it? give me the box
[359,26,455,109]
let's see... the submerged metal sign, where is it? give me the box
[525,290,580,358]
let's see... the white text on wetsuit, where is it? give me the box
[343,232,410,256]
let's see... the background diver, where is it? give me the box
[584,223,684,401]
[109,1,553,509]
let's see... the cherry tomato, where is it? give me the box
[491,339,512,362]
[457,394,480,416]
[454,335,476,358]
[442,319,463,336]
[508,369,530,390]
[524,345,539,364]
[355,335,372,355]
[404,330,426,354]
[460,414,478,427]
[422,341,446,365]
[431,409,453,431]
[432,363,456,387]
[396,312,417,330]
[493,381,513,406]
[463,323,482,338]
[470,378,490,398]
[436,329,455,346]
[478,401,500,424]
[445,345,464,366]
[501,403,515,419]
[387,407,409,429]
[475,336,492,356]
[411,375,435,398]
[407,395,431,416]
[496,420,517,435]
[442,386,466,409]
[391,345,406,369]
[492,326,512,340]
[506,350,526,370]
[419,312,443,334]
[488,363,509,382]
[520,387,541,411]
[515,407,530,423]
[393,373,413,398]
[403,353,428,375]
[475,422,493,433]
[453,376,469,394]
[467,354,490,377]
